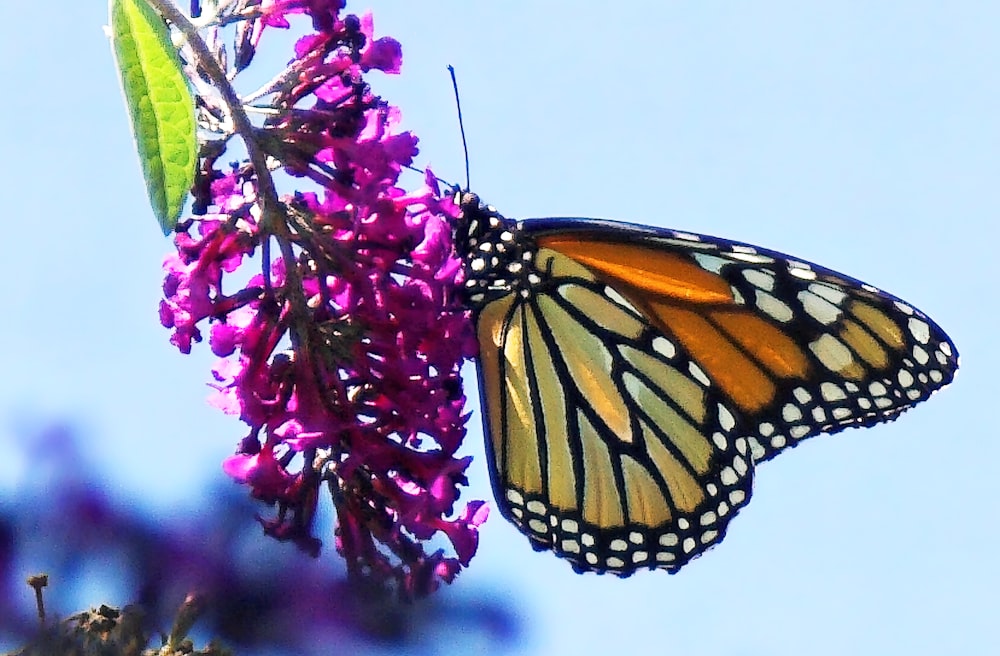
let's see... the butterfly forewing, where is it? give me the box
[529,221,959,464]
[455,194,958,575]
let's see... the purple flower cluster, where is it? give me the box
[158,0,486,597]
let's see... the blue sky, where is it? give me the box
[1,2,996,653]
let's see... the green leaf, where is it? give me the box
[109,0,196,235]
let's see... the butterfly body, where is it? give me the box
[454,192,958,575]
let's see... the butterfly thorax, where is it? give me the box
[455,192,540,310]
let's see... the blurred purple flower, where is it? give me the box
[0,422,519,651]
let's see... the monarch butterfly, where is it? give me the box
[453,191,958,576]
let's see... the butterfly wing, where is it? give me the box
[457,196,958,575]
[527,218,958,464]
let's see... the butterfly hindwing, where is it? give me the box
[474,244,755,574]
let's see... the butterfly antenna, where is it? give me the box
[448,65,471,191]
[403,163,453,188]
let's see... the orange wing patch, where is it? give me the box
[536,236,733,304]
[537,233,817,413]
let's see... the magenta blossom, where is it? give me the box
[160,1,482,597]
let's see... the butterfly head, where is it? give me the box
[453,191,495,246]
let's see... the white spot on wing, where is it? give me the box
[718,404,736,431]
[755,290,794,323]
[605,287,640,315]
[689,362,711,387]
[808,282,847,305]
[730,252,775,264]
[653,337,676,359]
[821,382,847,402]
[692,253,729,274]
[790,425,810,439]
[799,290,842,325]
[744,269,776,291]
[782,403,803,422]
[659,533,679,547]
[908,317,930,344]
[810,334,855,374]
[789,264,817,280]
[832,407,852,420]
[893,301,915,316]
